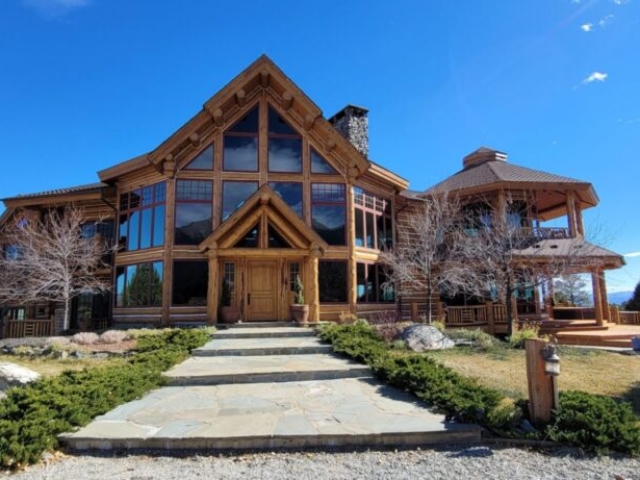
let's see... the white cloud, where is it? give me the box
[21,0,92,18]
[580,23,594,32]
[582,71,608,84]
[612,0,627,5]
[624,251,640,257]
[598,14,614,27]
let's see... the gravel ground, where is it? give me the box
[3,446,638,480]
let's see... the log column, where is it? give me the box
[207,250,219,324]
[161,177,176,326]
[308,246,321,322]
[599,271,609,323]
[591,269,604,326]
[566,191,579,238]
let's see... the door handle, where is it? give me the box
[247,293,251,305]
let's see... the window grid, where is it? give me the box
[224,262,236,294]
[176,180,213,202]
[118,182,166,252]
[289,262,301,291]
[354,187,393,250]
[311,183,346,203]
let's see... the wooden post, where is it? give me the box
[566,190,577,238]
[206,252,219,324]
[599,272,609,323]
[486,301,495,335]
[309,248,321,322]
[591,270,604,326]
[410,302,418,322]
[161,177,176,326]
[525,339,556,425]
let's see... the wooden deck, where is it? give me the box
[553,324,640,349]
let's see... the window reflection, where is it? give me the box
[311,148,337,174]
[268,182,303,217]
[172,261,208,306]
[222,181,258,220]
[118,182,165,252]
[116,262,163,307]
[175,180,212,245]
[185,144,213,170]
[311,183,346,245]
[224,106,259,171]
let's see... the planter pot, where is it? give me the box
[290,304,310,325]
[219,306,239,325]
[631,336,640,351]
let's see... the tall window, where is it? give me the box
[223,262,236,295]
[319,260,348,303]
[119,182,166,251]
[222,181,258,220]
[268,181,303,217]
[311,183,346,245]
[357,263,394,303]
[172,261,208,306]
[223,106,259,172]
[268,106,302,173]
[463,202,492,236]
[115,262,163,307]
[507,200,528,229]
[354,188,392,249]
[175,180,213,245]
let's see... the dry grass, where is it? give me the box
[0,354,128,377]
[428,346,640,415]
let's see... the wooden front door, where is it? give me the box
[246,260,279,321]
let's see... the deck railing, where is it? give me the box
[618,311,640,325]
[2,318,55,339]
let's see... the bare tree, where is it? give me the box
[553,274,590,306]
[380,193,470,323]
[0,206,113,330]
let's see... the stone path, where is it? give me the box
[60,324,481,451]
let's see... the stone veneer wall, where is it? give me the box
[330,107,369,158]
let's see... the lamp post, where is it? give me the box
[542,343,561,410]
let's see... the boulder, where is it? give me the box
[400,325,455,352]
[0,362,41,398]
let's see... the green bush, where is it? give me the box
[546,390,640,455]
[319,323,503,424]
[0,328,209,470]
[445,328,501,351]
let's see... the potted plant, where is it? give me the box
[218,278,238,324]
[290,274,309,325]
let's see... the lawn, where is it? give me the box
[427,344,640,416]
[0,354,128,377]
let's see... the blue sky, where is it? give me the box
[1,0,638,294]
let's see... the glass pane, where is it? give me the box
[311,183,346,202]
[268,225,291,248]
[366,211,375,248]
[268,106,298,135]
[185,144,214,170]
[357,263,367,302]
[355,209,364,247]
[319,261,348,303]
[176,180,213,201]
[311,149,337,174]
[222,181,258,220]
[118,215,128,251]
[223,135,258,171]
[155,182,166,203]
[228,106,259,133]
[115,266,125,307]
[152,262,163,306]
[175,203,212,245]
[289,262,300,291]
[268,137,302,172]
[119,193,129,211]
[312,205,346,245]
[130,190,141,209]
[140,208,152,249]
[172,261,208,306]
[127,211,139,251]
[140,186,153,206]
[378,265,395,302]
[268,182,303,217]
[224,262,236,293]
[124,265,137,306]
[81,223,96,239]
[152,205,165,247]
[234,224,260,248]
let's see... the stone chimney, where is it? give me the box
[462,146,507,170]
[328,105,369,158]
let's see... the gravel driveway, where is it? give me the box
[4,446,638,480]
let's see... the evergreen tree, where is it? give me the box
[624,280,640,311]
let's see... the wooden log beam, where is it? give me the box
[189,132,200,148]
[260,70,270,88]
[235,89,246,107]
[324,139,336,154]
[303,113,317,131]
[281,91,293,111]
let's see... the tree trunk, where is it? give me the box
[63,296,71,332]
[427,283,433,324]
[506,276,514,338]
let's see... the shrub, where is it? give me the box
[99,330,128,344]
[0,328,209,470]
[509,323,541,349]
[445,328,500,351]
[546,390,640,455]
[71,332,99,346]
[44,337,71,348]
[123,328,172,340]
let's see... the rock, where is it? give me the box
[0,362,41,393]
[400,325,455,352]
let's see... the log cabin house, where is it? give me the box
[0,55,627,338]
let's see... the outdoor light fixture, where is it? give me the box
[542,344,561,377]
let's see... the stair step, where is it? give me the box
[212,327,316,339]
[163,354,372,385]
[59,378,482,452]
[193,337,332,357]
[219,322,300,329]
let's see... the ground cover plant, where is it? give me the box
[0,328,210,470]
[319,322,640,455]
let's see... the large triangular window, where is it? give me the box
[224,105,259,172]
[185,144,213,170]
[311,148,337,174]
[268,106,302,173]
[268,224,292,248]
[234,223,260,248]
[228,106,259,133]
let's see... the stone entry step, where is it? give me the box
[212,327,316,340]
[219,322,299,329]
[193,337,333,357]
[164,354,372,386]
[60,379,482,451]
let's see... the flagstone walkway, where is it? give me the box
[60,324,481,451]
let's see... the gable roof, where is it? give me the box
[2,182,112,209]
[2,182,109,202]
[513,238,625,270]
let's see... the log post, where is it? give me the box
[309,248,321,322]
[411,302,418,322]
[591,269,604,326]
[525,339,556,425]
[487,301,495,335]
[207,252,219,324]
